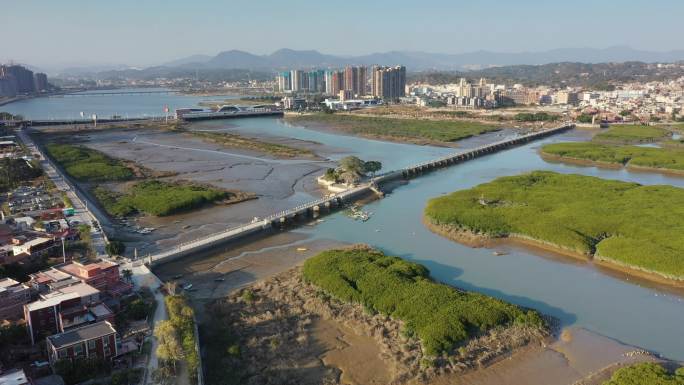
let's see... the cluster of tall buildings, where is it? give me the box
[0,64,49,97]
[276,65,406,100]
[371,66,406,100]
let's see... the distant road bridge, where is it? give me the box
[145,123,575,266]
[61,90,180,97]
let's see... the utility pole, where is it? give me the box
[62,237,66,263]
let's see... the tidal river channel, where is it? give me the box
[7,91,684,361]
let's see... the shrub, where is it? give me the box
[45,144,134,182]
[602,362,684,385]
[93,181,229,217]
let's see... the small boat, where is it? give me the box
[214,278,225,282]
[492,251,508,256]
[296,247,308,252]
[346,204,371,222]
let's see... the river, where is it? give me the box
[5,91,684,361]
[1,88,236,120]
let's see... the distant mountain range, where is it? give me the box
[43,46,684,80]
[161,46,684,71]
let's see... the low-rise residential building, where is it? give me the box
[12,237,59,261]
[23,282,102,344]
[0,278,31,320]
[28,268,78,293]
[46,321,118,366]
[29,260,131,297]
[57,260,129,295]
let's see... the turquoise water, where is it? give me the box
[7,92,684,360]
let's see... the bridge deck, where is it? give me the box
[147,123,575,265]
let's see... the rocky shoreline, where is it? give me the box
[203,263,549,385]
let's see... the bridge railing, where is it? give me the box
[148,123,574,263]
[403,124,572,171]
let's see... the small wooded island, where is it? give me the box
[424,171,684,283]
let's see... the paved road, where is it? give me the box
[18,127,172,384]
[16,128,107,256]
[128,263,167,385]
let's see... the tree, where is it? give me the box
[339,156,366,174]
[155,320,183,371]
[363,161,382,177]
[576,114,594,123]
[127,298,150,320]
[106,240,126,257]
[122,268,133,283]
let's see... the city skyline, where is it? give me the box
[2,0,684,70]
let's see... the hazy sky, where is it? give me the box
[3,0,683,70]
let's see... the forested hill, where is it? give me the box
[410,61,684,89]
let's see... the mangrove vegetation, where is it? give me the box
[93,180,237,217]
[541,142,684,172]
[302,247,545,356]
[286,113,500,143]
[45,143,134,182]
[602,362,684,385]
[424,171,684,281]
[592,124,669,144]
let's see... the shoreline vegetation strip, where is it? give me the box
[540,142,684,172]
[286,113,500,143]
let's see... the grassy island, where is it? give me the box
[286,113,500,144]
[93,180,245,217]
[592,124,670,144]
[189,131,315,158]
[540,142,684,172]
[424,171,684,281]
[303,247,545,355]
[602,362,684,385]
[539,124,684,174]
[46,144,134,182]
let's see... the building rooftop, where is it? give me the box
[0,277,20,289]
[30,268,72,284]
[26,291,80,312]
[27,282,99,311]
[89,303,113,319]
[0,369,29,385]
[54,282,99,298]
[19,237,53,248]
[0,278,28,295]
[47,321,116,349]
[58,260,118,279]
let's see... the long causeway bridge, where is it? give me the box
[146,123,575,265]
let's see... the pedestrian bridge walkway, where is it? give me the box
[146,123,575,266]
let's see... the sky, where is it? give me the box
[2,0,683,71]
